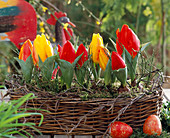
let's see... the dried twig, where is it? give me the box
[107,94,122,112]
[69,105,105,134]
[41,0,60,12]
[103,94,145,137]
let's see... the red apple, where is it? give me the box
[143,115,162,136]
[109,121,133,138]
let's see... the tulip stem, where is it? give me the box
[136,1,142,35]
[91,62,98,81]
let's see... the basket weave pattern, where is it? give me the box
[8,88,163,136]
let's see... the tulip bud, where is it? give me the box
[116,24,140,59]
[33,34,54,63]
[111,51,127,87]
[99,47,110,71]
[19,39,33,61]
[76,44,88,68]
[111,51,126,70]
[60,41,76,63]
[89,33,104,63]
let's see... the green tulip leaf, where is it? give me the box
[75,59,89,84]
[104,59,112,85]
[14,55,33,83]
[124,48,139,82]
[109,38,117,52]
[72,53,83,67]
[124,48,132,65]
[75,68,86,84]
[140,42,150,52]
[116,67,127,87]
[111,71,116,83]
[58,59,74,88]
[40,55,57,81]
[38,56,43,68]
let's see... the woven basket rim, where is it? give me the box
[8,88,163,108]
[5,74,164,102]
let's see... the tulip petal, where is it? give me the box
[33,34,53,62]
[89,33,104,63]
[111,51,126,70]
[19,39,33,62]
[76,44,88,68]
[99,47,110,71]
[60,41,76,63]
[116,24,140,58]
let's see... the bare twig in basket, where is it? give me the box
[68,94,129,135]
[22,98,69,135]
[57,86,93,97]
[73,78,94,94]
[103,94,145,137]
[48,115,69,135]
[107,94,122,112]
[150,72,163,92]
[57,87,79,96]
[50,116,106,136]
[69,105,105,134]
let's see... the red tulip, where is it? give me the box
[19,39,33,61]
[59,41,76,63]
[143,115,162,136]
[111,51,126,70]
[51,66,60,79]
[109,121,133,138]
[76,44,88,68]
[116,24,140,58]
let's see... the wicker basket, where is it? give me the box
[7,84,163,136]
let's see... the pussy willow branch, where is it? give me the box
[75,0,101,23]
[40,0,60,12]
[36,12,55,38]
[34,0,74,43]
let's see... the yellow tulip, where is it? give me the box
[89,33,104,63]
[33,34,54,62]
[99,47,110,71]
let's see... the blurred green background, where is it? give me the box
[0,0,169,83]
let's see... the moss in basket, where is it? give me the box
[12,24,163,99]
